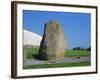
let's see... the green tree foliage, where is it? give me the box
[73,47,81,50]
[72,46,91,51]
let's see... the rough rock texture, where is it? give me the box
[38,21,67,62]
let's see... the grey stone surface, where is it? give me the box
[38,21,67,61]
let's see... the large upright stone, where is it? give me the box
[38,21,67,61]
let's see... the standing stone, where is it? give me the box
[38,21,67,62]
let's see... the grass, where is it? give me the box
[65,50,90,57]
[25,48,39,59]
[24,48,91,69]
[25,48,91,59]
[23,61,90,69]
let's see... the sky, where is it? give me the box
[23,10,91,49]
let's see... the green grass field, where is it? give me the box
[24,48,91,69]
[24,61,90,69]
[25,48,90,59]
[65,50,90,57]
[25,48,39,59]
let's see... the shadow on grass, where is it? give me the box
[32,54,47,61]
[32,54,39,60]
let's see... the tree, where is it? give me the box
[73,47,81,50]
[72,46,91,51]
[86,46,91,51]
